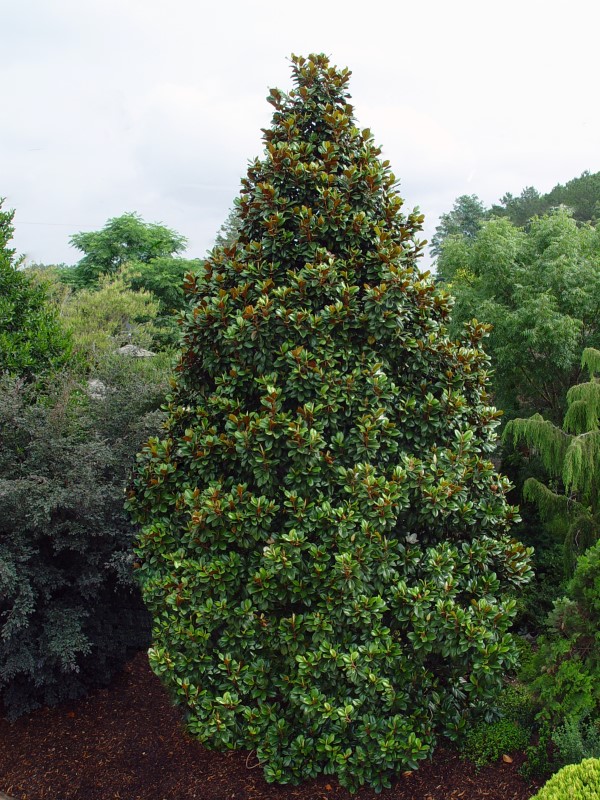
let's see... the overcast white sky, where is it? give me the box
[2,0,599,270]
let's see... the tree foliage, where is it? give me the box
[0,199,71,378]
[127,54,531,791]
[213,205,243,250]
[67,212,187,288]
[437,211,600,421]
[491,171,600,226]
[504,348,600,573]
[122,256,202,347]
[430,194,486,259]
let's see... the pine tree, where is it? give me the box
[127,54,532,791]
[505,348,600,574]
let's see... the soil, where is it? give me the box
[0,653,542,800]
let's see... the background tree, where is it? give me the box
[430,194,486,259]
[437,210,600,422]
[66,212,187,288]
[213,204,243,249]
[0,199,71,378]
[490,186,543,228]
[490,171,600,226]
[127,54,531,792]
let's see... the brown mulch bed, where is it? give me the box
[0,653,542,800]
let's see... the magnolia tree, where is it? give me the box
[127,54,532,791]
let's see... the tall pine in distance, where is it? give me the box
[128,54,531,792]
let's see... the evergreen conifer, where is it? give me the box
[128,54,532,791]
[505,347,600,573]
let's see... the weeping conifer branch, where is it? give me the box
[506,349,600,573]
[504,414,570,479]
[522,478,586,524]
[563,431,600,506]
[564,382,600,433]
[581,347,600,380]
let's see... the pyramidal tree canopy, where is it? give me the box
[127,54,532,792]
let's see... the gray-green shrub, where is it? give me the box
[0,357,167,717]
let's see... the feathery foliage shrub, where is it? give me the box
[60,269,162,359]
[530,758,600,800]
[0,357,167,718]
[127,54,532,792]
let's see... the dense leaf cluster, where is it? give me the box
[127,54,531,791]
[526,540,600,726]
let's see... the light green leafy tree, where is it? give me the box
[66,212,188,288]
[437,210,600,422]
[504,348,600,573]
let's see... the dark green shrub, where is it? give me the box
[0,357,167,718]
[531,758,600,799]
[127,54,532,792]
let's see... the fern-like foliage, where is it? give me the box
[504,351,600,572]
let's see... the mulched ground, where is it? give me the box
[0,653,542,800]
